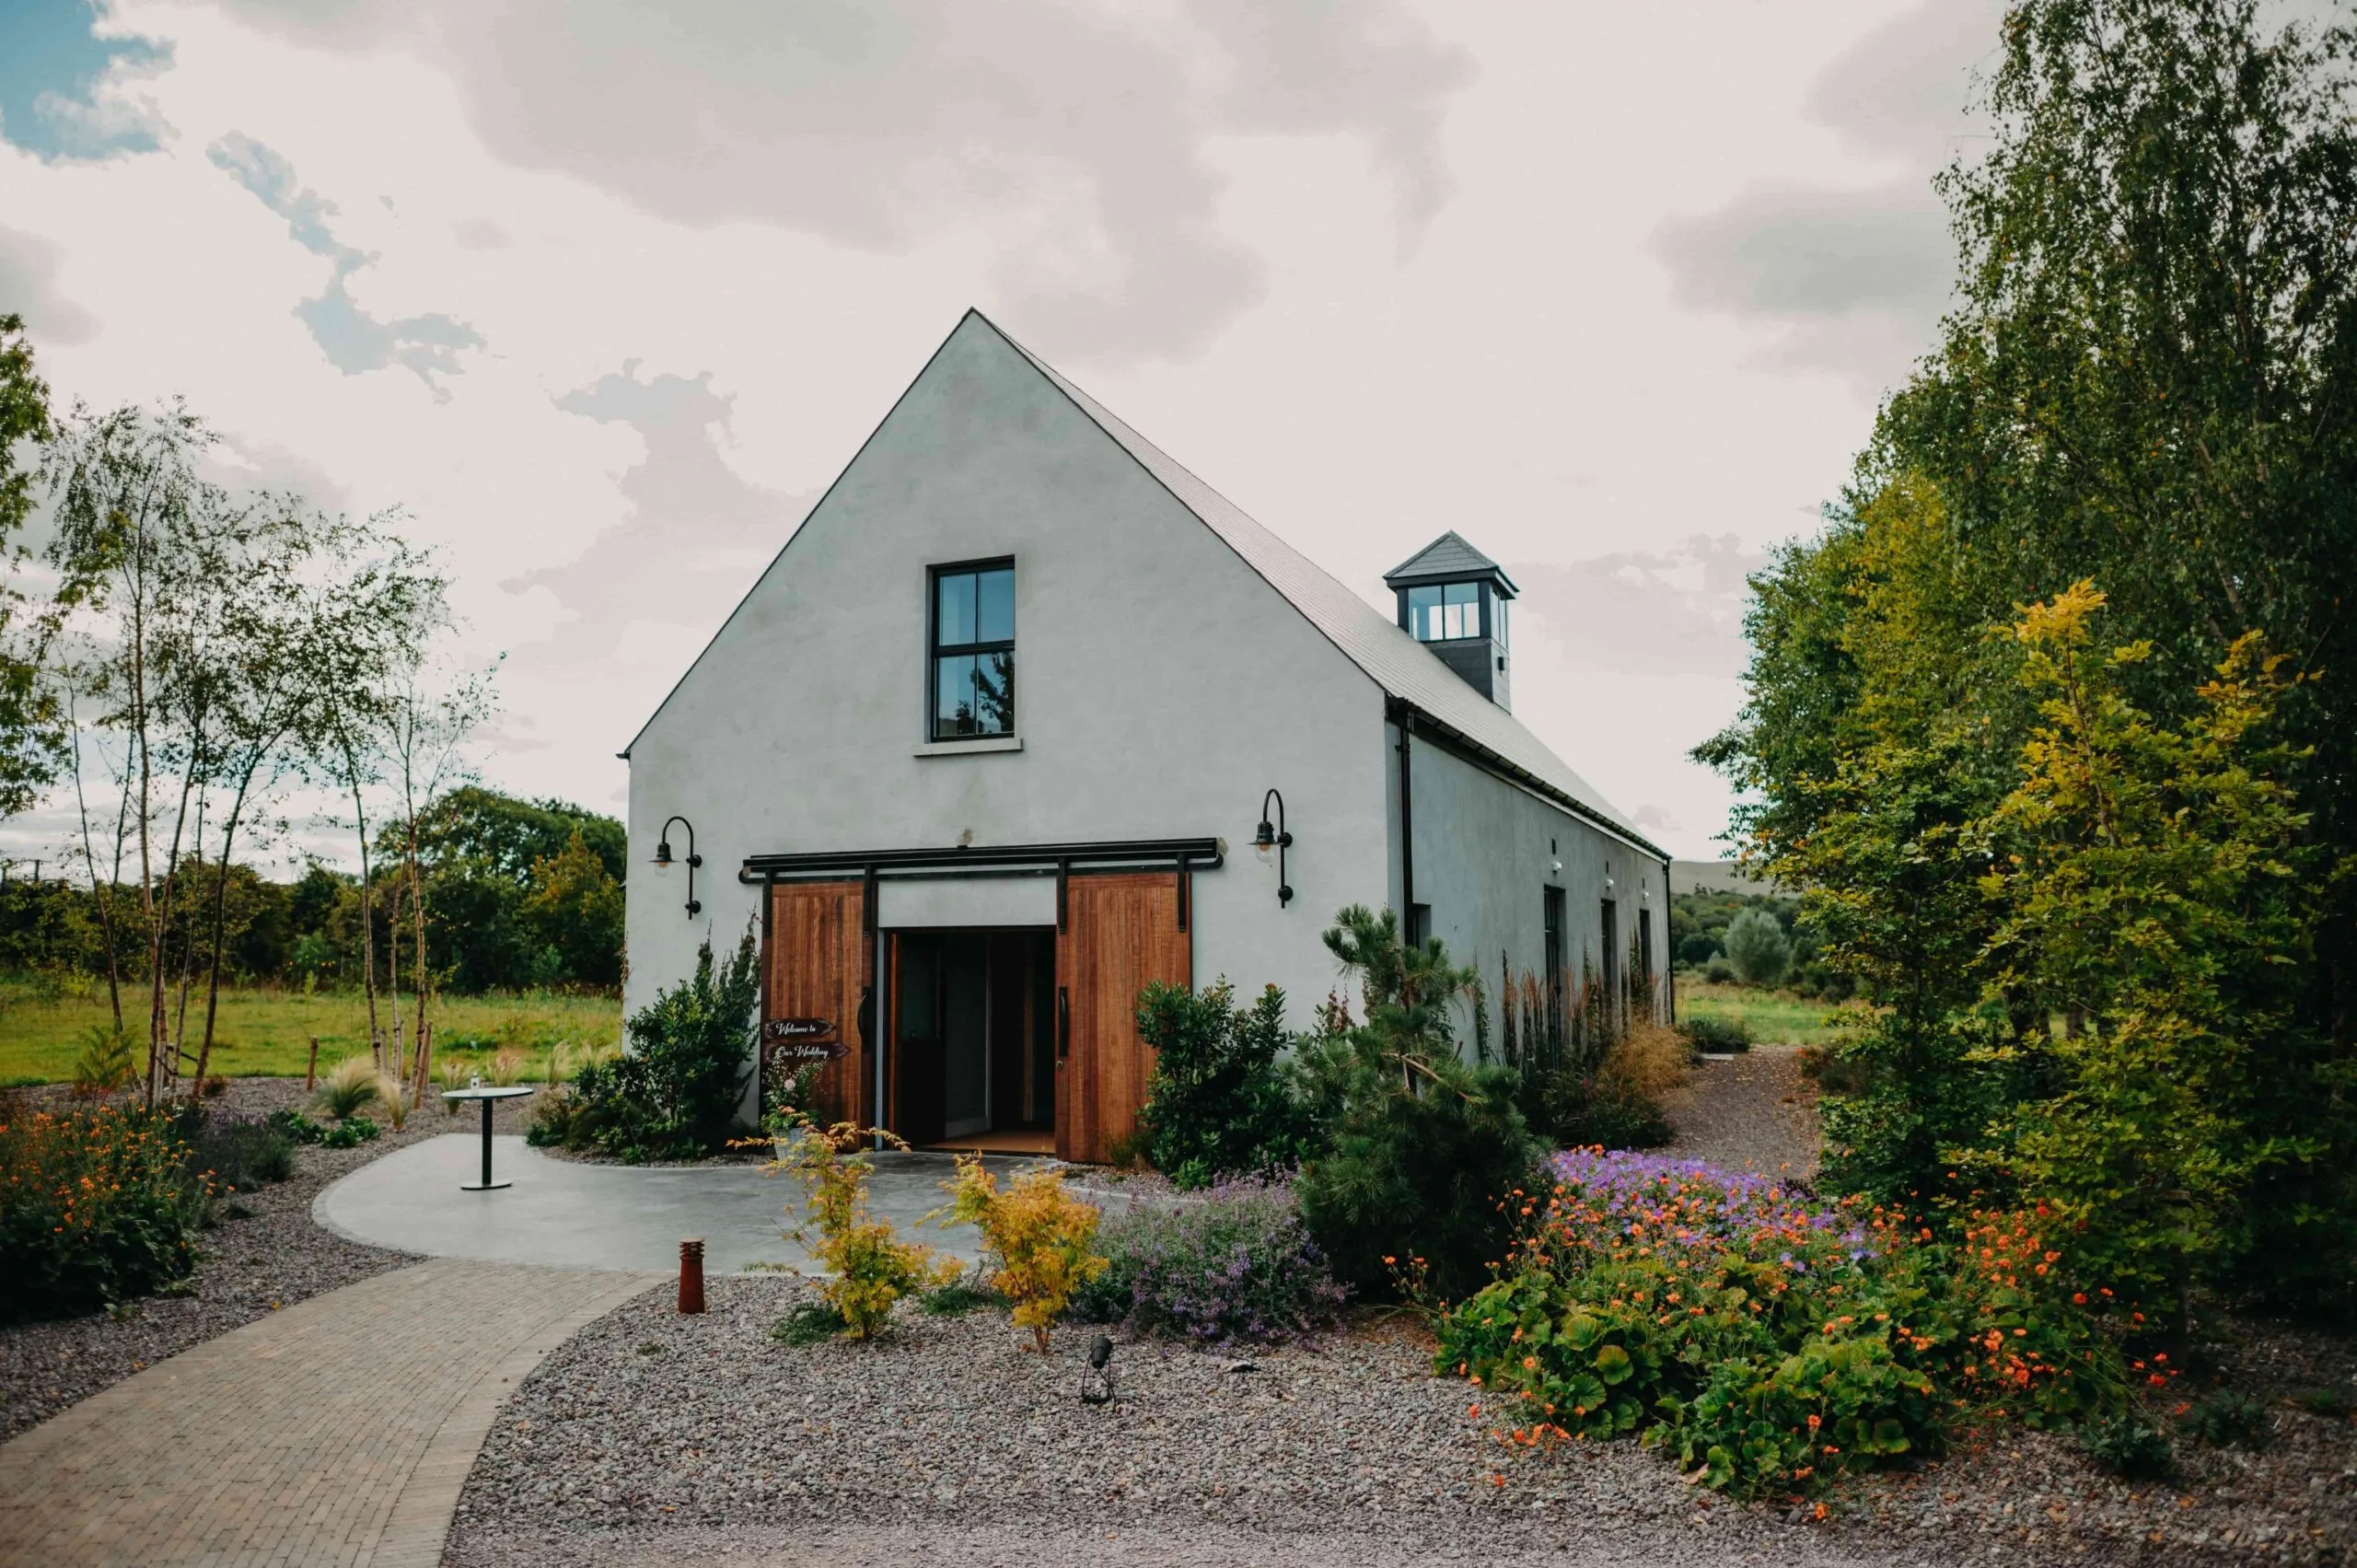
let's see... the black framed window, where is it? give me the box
[1600,899,1620,1013]
[1406,580,1481,642]
[929,561,1015,739]
[1638,907,1655,1015]
[1543,885,1565,1039]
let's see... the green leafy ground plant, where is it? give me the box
[0,1102,207,1320]
[1436,1149,2131,1498]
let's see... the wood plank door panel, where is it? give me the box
[1055,871,1190,1164]
[766,879,869,1128]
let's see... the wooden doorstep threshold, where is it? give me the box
[919,1131,1056,1156]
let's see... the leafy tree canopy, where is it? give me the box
[1700,0,2357,1314]
[408,784,626,887]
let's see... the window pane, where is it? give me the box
[935,654,979,736]
[1493,594,1509,647]
[975,567,1014,644]
[936,572,976,647]
[975,649,1015,734]
[1408,585,1441,640]
[1439,580,1477,640]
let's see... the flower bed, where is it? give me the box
[0,1102,208,1322]
[1436,1148,2132,1498]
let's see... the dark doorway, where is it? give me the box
[1599,899,1620,1015]
[890,928,1055,1151]
[1543,884,1566,1039]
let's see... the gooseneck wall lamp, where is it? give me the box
[1253,788,1294,908]
[653,815,703,919]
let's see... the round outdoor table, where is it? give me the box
[440,1086,536,1191]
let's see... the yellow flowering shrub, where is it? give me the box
[939,1156,1107,1353]
[776,1121,955,1339]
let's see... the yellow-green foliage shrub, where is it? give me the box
[779,1121,953,1339]
[939,1156,1107,1353]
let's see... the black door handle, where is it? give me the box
[1057,986,1070,1062]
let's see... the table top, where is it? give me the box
[440,1085,539,1102]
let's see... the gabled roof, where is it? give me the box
[1384,530,1519,596]
[987,316,1659,855]
[621,309,1663,859]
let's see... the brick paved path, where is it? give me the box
[0,1259,656,1568]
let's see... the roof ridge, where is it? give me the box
[976,315,1656,855]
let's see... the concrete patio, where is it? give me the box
[313,1134,1044,1274]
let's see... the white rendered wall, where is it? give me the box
[623,314,1390,1037]
[1392,725,1671,1050]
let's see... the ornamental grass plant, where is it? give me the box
[0,1103,208,1321]
[1437,1148,2135,1498]
[312,1054,400,1122]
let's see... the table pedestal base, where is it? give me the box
[460,1180,512,1192]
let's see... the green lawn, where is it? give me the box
[1674,979,1860,1047]
[0,981,621,1085]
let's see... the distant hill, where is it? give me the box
[1670,858,1785,897]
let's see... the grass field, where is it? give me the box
[0,981,621,1086]
[1674,978,1861,1047]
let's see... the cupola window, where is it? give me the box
[1382,530,1519,711]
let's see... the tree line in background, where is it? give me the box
[0,314,622,1110]
[0,785,623,996]
[1701,0,2357,1319]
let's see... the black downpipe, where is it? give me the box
[1661,854,1677,1026]
[1396,709,1415,921]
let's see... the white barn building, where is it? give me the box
[621,310,1670,1163]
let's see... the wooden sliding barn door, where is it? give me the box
[1055,870,1190,1164]
[766,879,870,1128]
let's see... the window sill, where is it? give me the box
[913,736,1025,758]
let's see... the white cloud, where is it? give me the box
[211,0,1478,365]
[0,0,2005,865]
[0,223,99,343]
[1649,0,2003,397]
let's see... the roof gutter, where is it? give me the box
[739,836,1225,882]
[1385,697,1671,864]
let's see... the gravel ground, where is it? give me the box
[0,1074,535,1441]
[1663,1044,1821,1180]
[447,1275,1889,1568]
[444,1045,2353,1567]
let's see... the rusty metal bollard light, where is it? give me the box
[679,1238,706,1315]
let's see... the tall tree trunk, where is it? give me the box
[171,791,205,1079]
[386,877,402,1077]
[343,738,379,1064]
[67,690,124,1030]
[132,580,157,1107]
[409,840,429,1109]
[148,766,202,1098]
[190,784,254,1096]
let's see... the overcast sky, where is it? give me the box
[0,0,2007,868]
